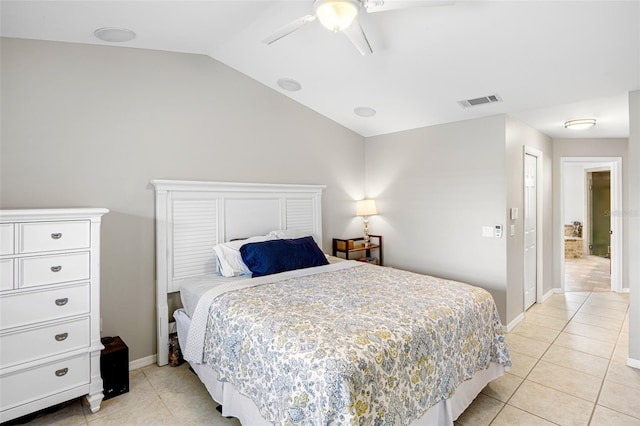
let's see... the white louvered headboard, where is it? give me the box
[151,180,325,365]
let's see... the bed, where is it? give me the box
[151,180,510,426]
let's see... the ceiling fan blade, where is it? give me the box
[363,0,454,13]
[342,18,373,55]
[262,15,316,45]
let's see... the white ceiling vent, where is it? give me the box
[458,94,503,108]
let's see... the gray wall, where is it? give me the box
[364,115,554,326]
[551,138,629,290]
[364,115,510,322]
[0,38,366,360]
[505,117,553,324]
[552,130,639,365]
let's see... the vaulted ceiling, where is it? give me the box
[2,1,639,138]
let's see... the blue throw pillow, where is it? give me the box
[240,236,329,277]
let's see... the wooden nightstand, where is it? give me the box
[332,235,383,266]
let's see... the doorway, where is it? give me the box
[560,157,622,292]
[588,170,611,258]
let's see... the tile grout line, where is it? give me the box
[579,292,605,426]
[518,292,632,425]
[488,291,592,425]
[489,290,633,425]
[586,301,632,425]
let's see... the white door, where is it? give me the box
[524,153,538,309]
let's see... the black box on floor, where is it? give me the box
[101,336,129,400]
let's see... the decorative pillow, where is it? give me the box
[213,235,274,277]
[240,236,329,278]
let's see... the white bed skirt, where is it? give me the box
[174,309,503,426]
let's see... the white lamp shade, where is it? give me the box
[356,199,378,217]
[315,0,359,32]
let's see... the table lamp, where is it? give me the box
[356,199,377,245]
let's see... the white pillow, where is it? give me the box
[213,235,274,277]
[267,229,313,240]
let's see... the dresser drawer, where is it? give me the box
[0,224,14,255]
[0,353,89,411]
[0,283,90,330]
[19,252,90,288]
[19,221,90,254]
[0,317,90,368]
[0,260,13,292]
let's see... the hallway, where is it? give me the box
[565,255,611,292]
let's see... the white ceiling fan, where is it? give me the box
[263,0,454,55]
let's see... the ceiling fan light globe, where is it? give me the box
[315,0,359,32]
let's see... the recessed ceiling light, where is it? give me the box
[277,78,302,92]
[564,118,596,130]
[354,106,376,117]
[94,27,136,43]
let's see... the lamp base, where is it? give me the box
[363,217,370,246]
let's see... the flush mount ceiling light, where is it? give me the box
[277,78,302,92]
[314,0,360,32]
[564,118,597,130]
[354,106,376,117]
[94,27,136,43]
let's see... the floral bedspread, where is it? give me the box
[197,262,510,425]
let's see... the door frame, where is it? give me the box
[524,146,544,307]
[559,157,622,292]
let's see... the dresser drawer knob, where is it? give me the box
[50,265,62,272]
[51,233,63,240]
[55,332,69,341]
[55,368,68,377]
[55,298,69,306]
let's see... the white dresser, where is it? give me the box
[0,208,108,422]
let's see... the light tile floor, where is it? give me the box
[5,293,637,426]
[456,290,637,426]
[565,255,611,292]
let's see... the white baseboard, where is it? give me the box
[627,357,640,370]
[507,289,554,333]
[551,286,630,293]
[505,312,525,333]
[129,354,157,371]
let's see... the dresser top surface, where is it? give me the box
[0,208,109,222]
